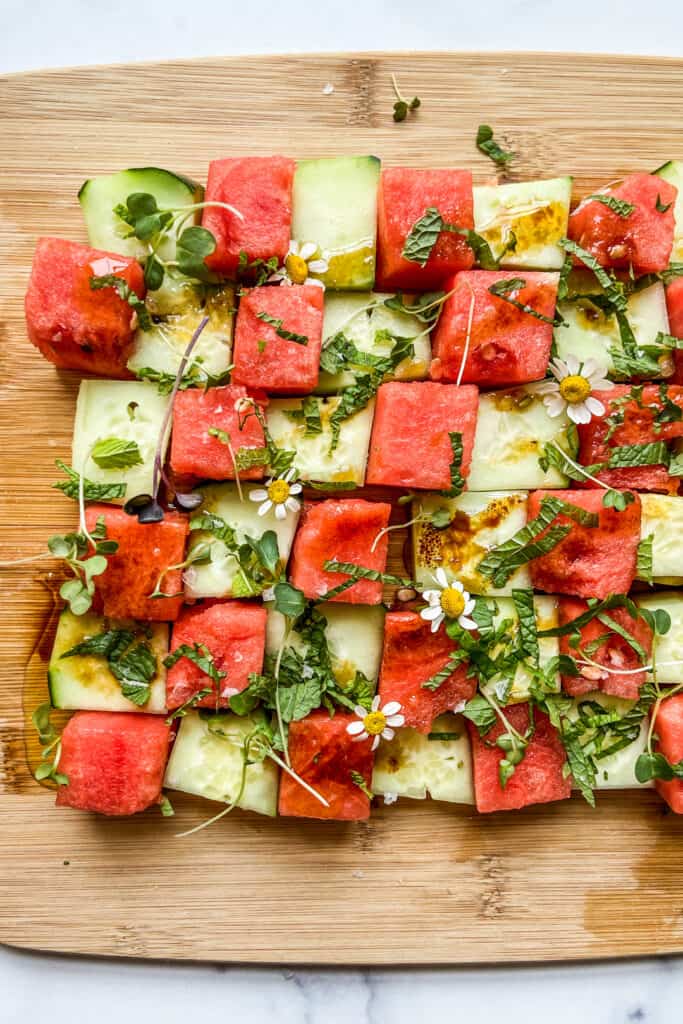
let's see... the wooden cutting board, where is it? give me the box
[2,50,683,966]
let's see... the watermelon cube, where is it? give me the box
[289,499,391,604]
[378,611,475,734]
[376,167,475,290]
[166,600,267,709]
[202,156,295,276]
[232,284,324,393]
[527,489,641,599]
[568,173,677,274]
[558,596,653,700]
[56,711,171,816]
[85,505,189,621]
[575,385,683,495]
[25,237,144,377]
[366,382,478,490]
[170,384,266,482]
[653,694,683,812]
[467,703,571,813]
[666,278,683,384]
[278,710,374,821]
[430,270,558,386]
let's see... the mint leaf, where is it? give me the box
[90,437,143,470]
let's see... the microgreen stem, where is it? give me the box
[79,447,97,548]
[274,621,293,767]
[265,748,330,807]
[0,552,55,567]
[480,688,527,748]
[370,514,426,553]
[456,281,476,387]
[546,439,616,494]
[391,73,406,103]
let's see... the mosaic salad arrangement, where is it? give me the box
[15,129,683,828]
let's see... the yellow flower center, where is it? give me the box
[440,587,466,618]
[267,480,291,504]
[285,253,309,285]
[363,710,387,735]
[559,374,591,404]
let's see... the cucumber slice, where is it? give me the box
[480,595,560,703]
[266,397,375,486]
[72,380,171,503]
[78,166,202,261]
[566,692,652,790]
[412,490,531,596]
[467,389,574,490]
[473,176,572,270]
[372,713,474,804]
[127,283,235,381]
[639,494,683,581]
[266,603,385,688]
[185,482,300,599]
[291,156,380,290]
[555,280,672,378]
[636,592,683,684]
[48,610,168,713]
[164,710,279,816]
[317,292,431,393]
[655,160,683,261]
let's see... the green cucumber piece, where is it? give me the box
[412,490,530,596]
[317,291,430,394]
[48,610,168,713]
[467,389,574,490]
[479,595,560,703]
[372,713,475,804]
[185,482,300,600]
[291,156,380,290]
[473,176,572,270]
[636,592,683,684]
[163,710,279,816]
[72,380,171,503]
[78,166,202,261]
[127,283,235,381]
[555,280,672,378]
[639,494,683,582]
[655,160,683,262]
[567,692,652,790]
[266,396,375,486]
[266,603,385,689]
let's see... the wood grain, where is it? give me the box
[2,51,683,965]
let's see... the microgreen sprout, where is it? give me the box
[148,540,213,599]
[31,703,68,786]
[391,73,420,122]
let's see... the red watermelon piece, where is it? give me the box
[85,505,189,621]
[467,703,571,813]
[166,600,267,709]
[430,270,558,386]
[232,284,324,393]
[568,174,677,274]
[25,237,144,377]
[170,384,266,481]
[527,489,641,599]
[377,611,475,734]
[278,710,374,821]
[666,278,683,384]
[202,156,295,276]
[576,384,683,495]
[558,597,653,700]
[653,694,683,812]
[289,499,391,604]
[56,711,171,816]
[366,381,478,490]
[376,167,475,290]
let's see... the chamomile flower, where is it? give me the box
[420,570,477,634]
[249,467,302,520]
[346,696,405,750]
[269,240,329,288]
[529,356,611,425]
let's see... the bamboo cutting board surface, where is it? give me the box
[2,50,683,965]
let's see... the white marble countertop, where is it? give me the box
[3,1,683,1019]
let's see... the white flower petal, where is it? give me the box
[289,482,303,495]
[354,705,367,719]
[452,579,465,594]
[371,694,381,712]
[567,402,592,425]
[347,719,366,736]
[307,259,329,273]
[458,615,478,631]
[371,735,380,751]
[288,240,300,256]
[430,612,445,633]
[549,358,569,381]
[584,396,606,417]
[353,731,370,743]
[285,496,301,513]
[305,277,326,289]
[463,597,476,615]
[435,567,449,588]
[386,714,405,728]
[564,354,580,376]
[274,503,287,520]
[249,489,269,503]
[421,605,443,621]
[528,379,559,395]
[591,376,612,391]
[299,242,317,261]
[543,393,567,418]
[258,500,273,516]
[582,358,598,378]
[382,701,402,717]
[284,467,297,482]
[381,727,395,742]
